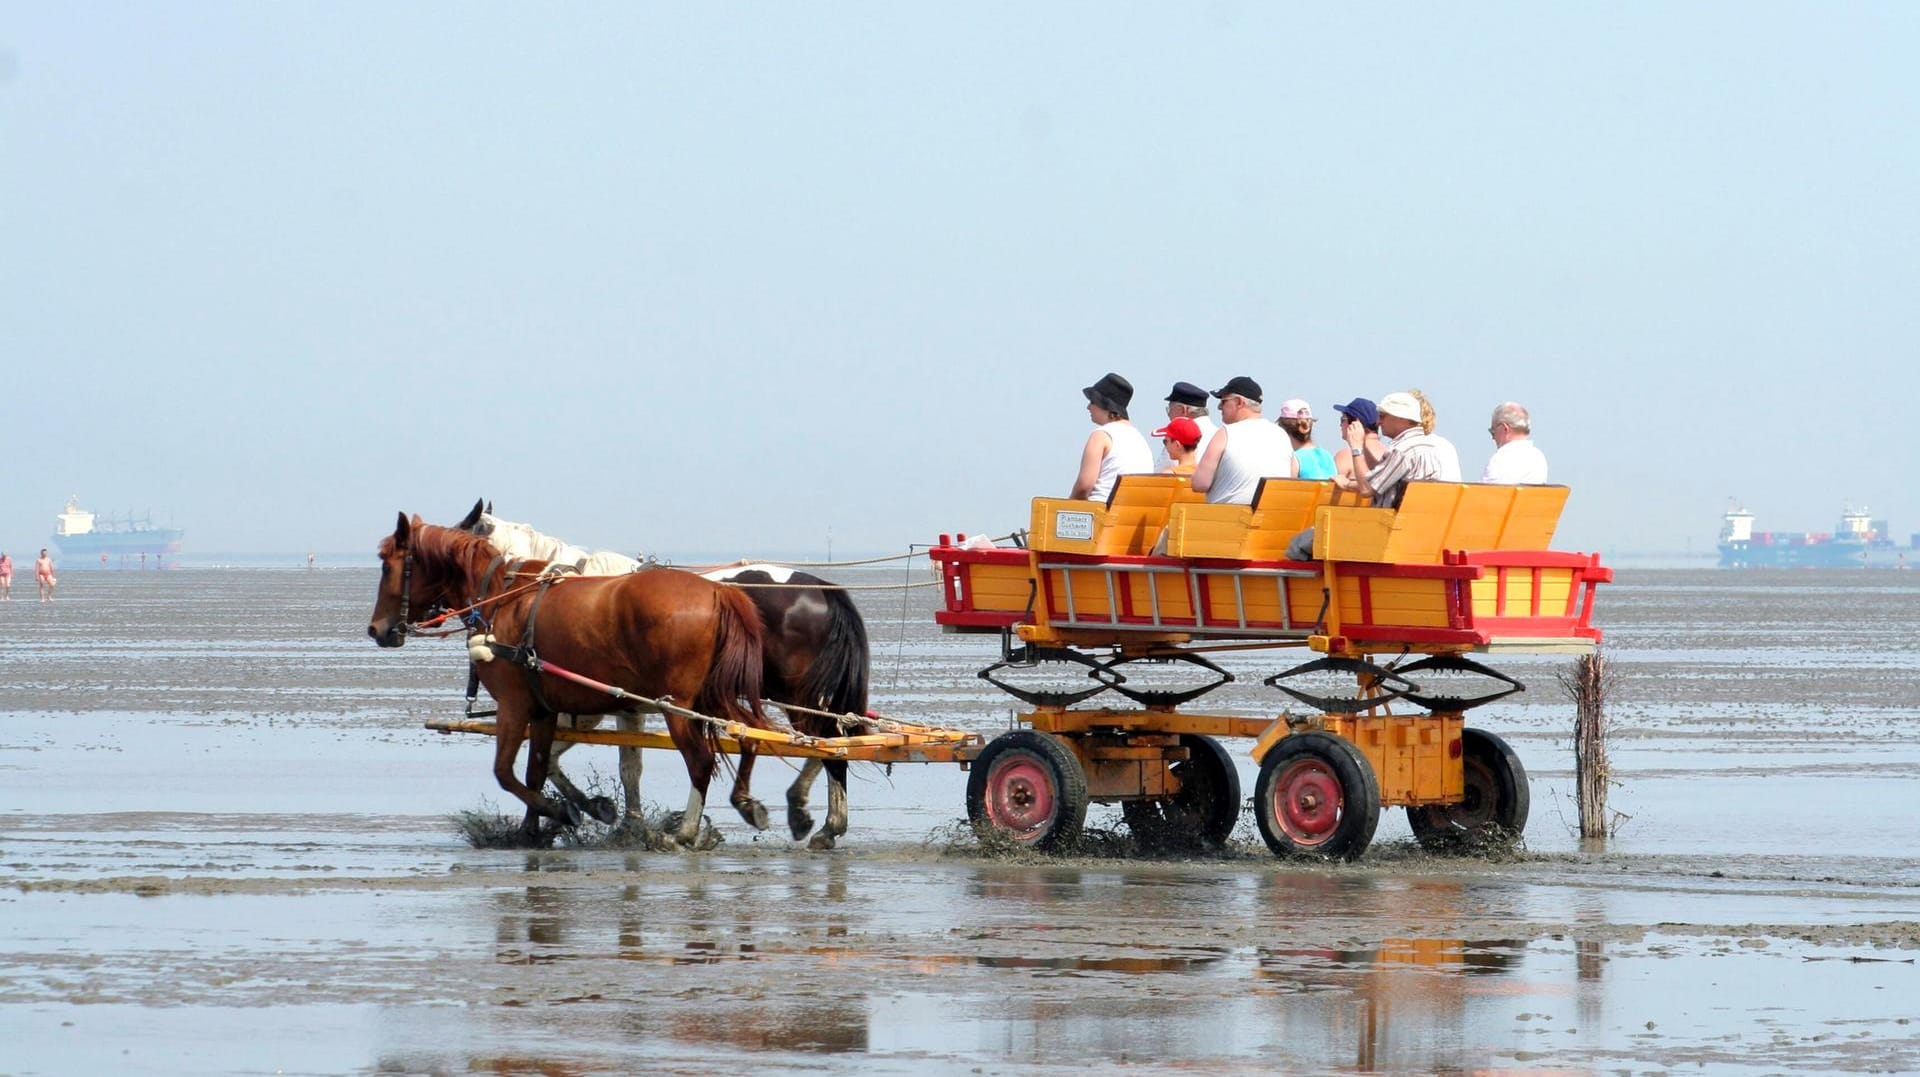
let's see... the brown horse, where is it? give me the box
[454,500,873,850]
[366,513,771,848]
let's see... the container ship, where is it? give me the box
[51,498,185,564]
[1718,503,1914,569]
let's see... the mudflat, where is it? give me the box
[2,567,1917,1074]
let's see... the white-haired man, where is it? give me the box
[1481,402,1548,484]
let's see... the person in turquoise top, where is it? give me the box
[1278,399,1336,480]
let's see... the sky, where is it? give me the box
[2,4,1915,562]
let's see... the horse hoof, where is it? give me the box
[807,832,837,852]
[787,808,815,841]
[738,800,771,831]
[556,799,585,828]
[585,796,620,826]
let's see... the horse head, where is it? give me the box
[367,512,424,647]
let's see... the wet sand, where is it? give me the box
[3,567,1919,1074]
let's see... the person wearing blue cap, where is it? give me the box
[1285,392,1449,560]
[1328,397,1383,487]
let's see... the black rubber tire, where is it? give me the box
[965,730,1089,851]
[1407,727,1529,853]
[1122,734,1243,850]
[1253,731,1381,861]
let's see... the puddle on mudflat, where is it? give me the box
[5,568,1920,1073]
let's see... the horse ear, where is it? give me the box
[393,511,411,548]
[485,500,493,515]
[456,499,483,531]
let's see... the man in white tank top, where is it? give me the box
[1071,372,1155,502]
[1190,376,1295,505]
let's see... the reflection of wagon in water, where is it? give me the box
[418,475,1607,861]
[932,475,1609,860]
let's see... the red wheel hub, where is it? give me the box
[984,753,1057,840]
[1272,758,1343,846]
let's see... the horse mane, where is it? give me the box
[476,513,641,575]
[383,521,547,590]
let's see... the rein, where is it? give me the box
[407,569,566,635]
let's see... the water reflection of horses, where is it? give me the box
[455,501,872,850]
[365,513,775,848]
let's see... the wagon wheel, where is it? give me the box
[1122,734,1243,851]
[1254,732,1380,861]
[1407,728,1529,853]
[966,730,1088,851]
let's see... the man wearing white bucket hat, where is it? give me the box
[1284,391,1455,560]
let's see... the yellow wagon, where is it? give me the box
[933,474,1610,860]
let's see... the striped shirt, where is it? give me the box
[1363,431,1452,510]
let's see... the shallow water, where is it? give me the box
[3,566,1919,1074]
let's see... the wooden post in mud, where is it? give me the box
[1563,651,1615,840]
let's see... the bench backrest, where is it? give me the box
[1027,472,1202,555]
[1314,481,1572,563]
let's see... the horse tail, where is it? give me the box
[797,573,871,720]
[696,584,767,736]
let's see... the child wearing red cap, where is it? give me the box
[1152,416,1204,475]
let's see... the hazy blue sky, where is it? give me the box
[3,4,1914,561]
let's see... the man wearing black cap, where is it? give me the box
[1190,376,1295,505]
[1159,381,1218,468]
[1072,372,1154,501]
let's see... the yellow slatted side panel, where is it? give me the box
[1233,574,1290,625]
[1313,506,1396,562]
[1537,568,1574,613]
[1336,575,1452,628]
[1126,569,1194,621]
[1497,485,1570,549]
[1244,479,1331,559]
[1284,575,1327,627]
[1029,498,1101,555]
[1469,576,1500,617]
[1379,483,1463,564]
[967,562,1037,613]
[1044,566,1122,621]
[1446,484,1517,552]
[1167,504,1252,559]
[1096,476,1186,555]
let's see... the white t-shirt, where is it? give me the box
[1207,418,1294,505]
[1090,420,1155,502]
[1482,438,1549,484]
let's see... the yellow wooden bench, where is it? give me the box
[1027,473,1202,556]
[1313,482,1571,563]
[1165,478,1368,560]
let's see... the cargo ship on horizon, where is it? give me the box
[52,498,185,565]
[1718,503,1914,569]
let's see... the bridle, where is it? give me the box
[398,547,413,635]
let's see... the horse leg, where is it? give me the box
[666,715,714,849]
[786,758,822,841]
[730,746,771,831]
[546,715,620,825]
[491,706,566,848]
[612,710,650,841]
[807,760,850,851]
[522,712,577,844]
